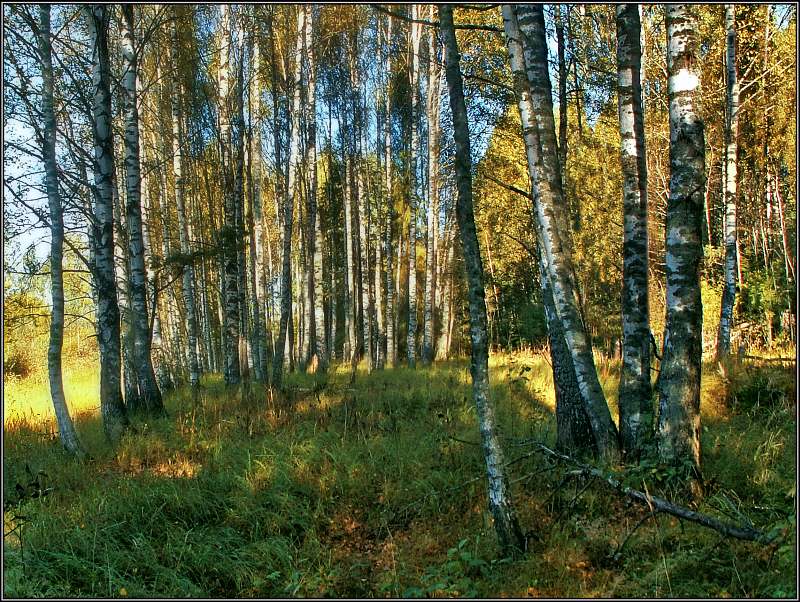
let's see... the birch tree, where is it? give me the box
[658,4,705,483]
[169,13,200,390]
[422,23,441,366]
[384,13,397,367]
[219,5,241,386]
[717,4,740,359]
[272,6,305,389]
[36,4,86,456]
[307,5,327,372]
[616,4,652,458]
[503,4,619,458]
[84,3,129,441]
[407,4,423,368]
[440,4,525,555]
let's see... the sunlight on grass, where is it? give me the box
[3,352,796,598]
[3,366,99,427]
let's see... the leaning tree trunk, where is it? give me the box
[219,5,240,386]
[616,4,652,459]
[554,4,568,178]
[272,6,305,389]
[38,4,85,457]
[407,4,422,368]
[170,14,200,391]
[440,4,525,556]
[658,4,705,483]
[717,4,740,360]
[503,4,619,459]
[120,5,163,413]
[538,238,595,456]
[84,4,128,442]
[422,24,441,366]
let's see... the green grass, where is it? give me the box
[3,353,796,598]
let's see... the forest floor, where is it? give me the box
[3,351,796,598]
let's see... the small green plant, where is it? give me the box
[403,537,490,598]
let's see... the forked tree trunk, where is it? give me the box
[503,4,618,459]
[616,4,652,458]
[38,4,85,457]
[84,4,128,441]
[440,5,525,556]
[717,4,740,359]
[658,5,705,483]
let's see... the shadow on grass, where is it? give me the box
[3,354,796,598]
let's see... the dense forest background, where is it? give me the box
[3,3,796,598]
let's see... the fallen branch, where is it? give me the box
[528,442,779,544]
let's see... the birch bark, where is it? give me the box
[85,4,129,441]
[38,4,86,456]
[717,4,740,359]
[657,4,705,482]
[440,5,524,554]
[616,4,652,457]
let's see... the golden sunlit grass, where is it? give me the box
[3,365,99,426]
[3,352,796,598]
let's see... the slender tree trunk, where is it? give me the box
[348,42,372,372]
[273,6,305,389]
[38,5,86,456]
[246,38,265,382]
[384,13,396,368]
[120,5,163,412]
[773,169,795,284]
[423,27,441,366]
[84,4,128,441]
[169,14,200,391]
[435,226,455,360]
[616,4,652,458]
[407,4,422,368]
[658,5,705,484]
[717,4,740,360]
[219,5,240,386]
[307,5,327,372]
[555,4,568,177]
[234,47,249,388]
[344,149,357,365]
[441,5,525,555]
[504,4,619,458]
[112,159,138,406]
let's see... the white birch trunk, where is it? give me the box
[503,4,619,458]
[717,4,740,359]
[38,5,85,456]
[440,5,524,554]
[84,4,128,441]
[407,4,422,368]
[616,4,652,457]
[657,4,705,482]
[272,6,305,388]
